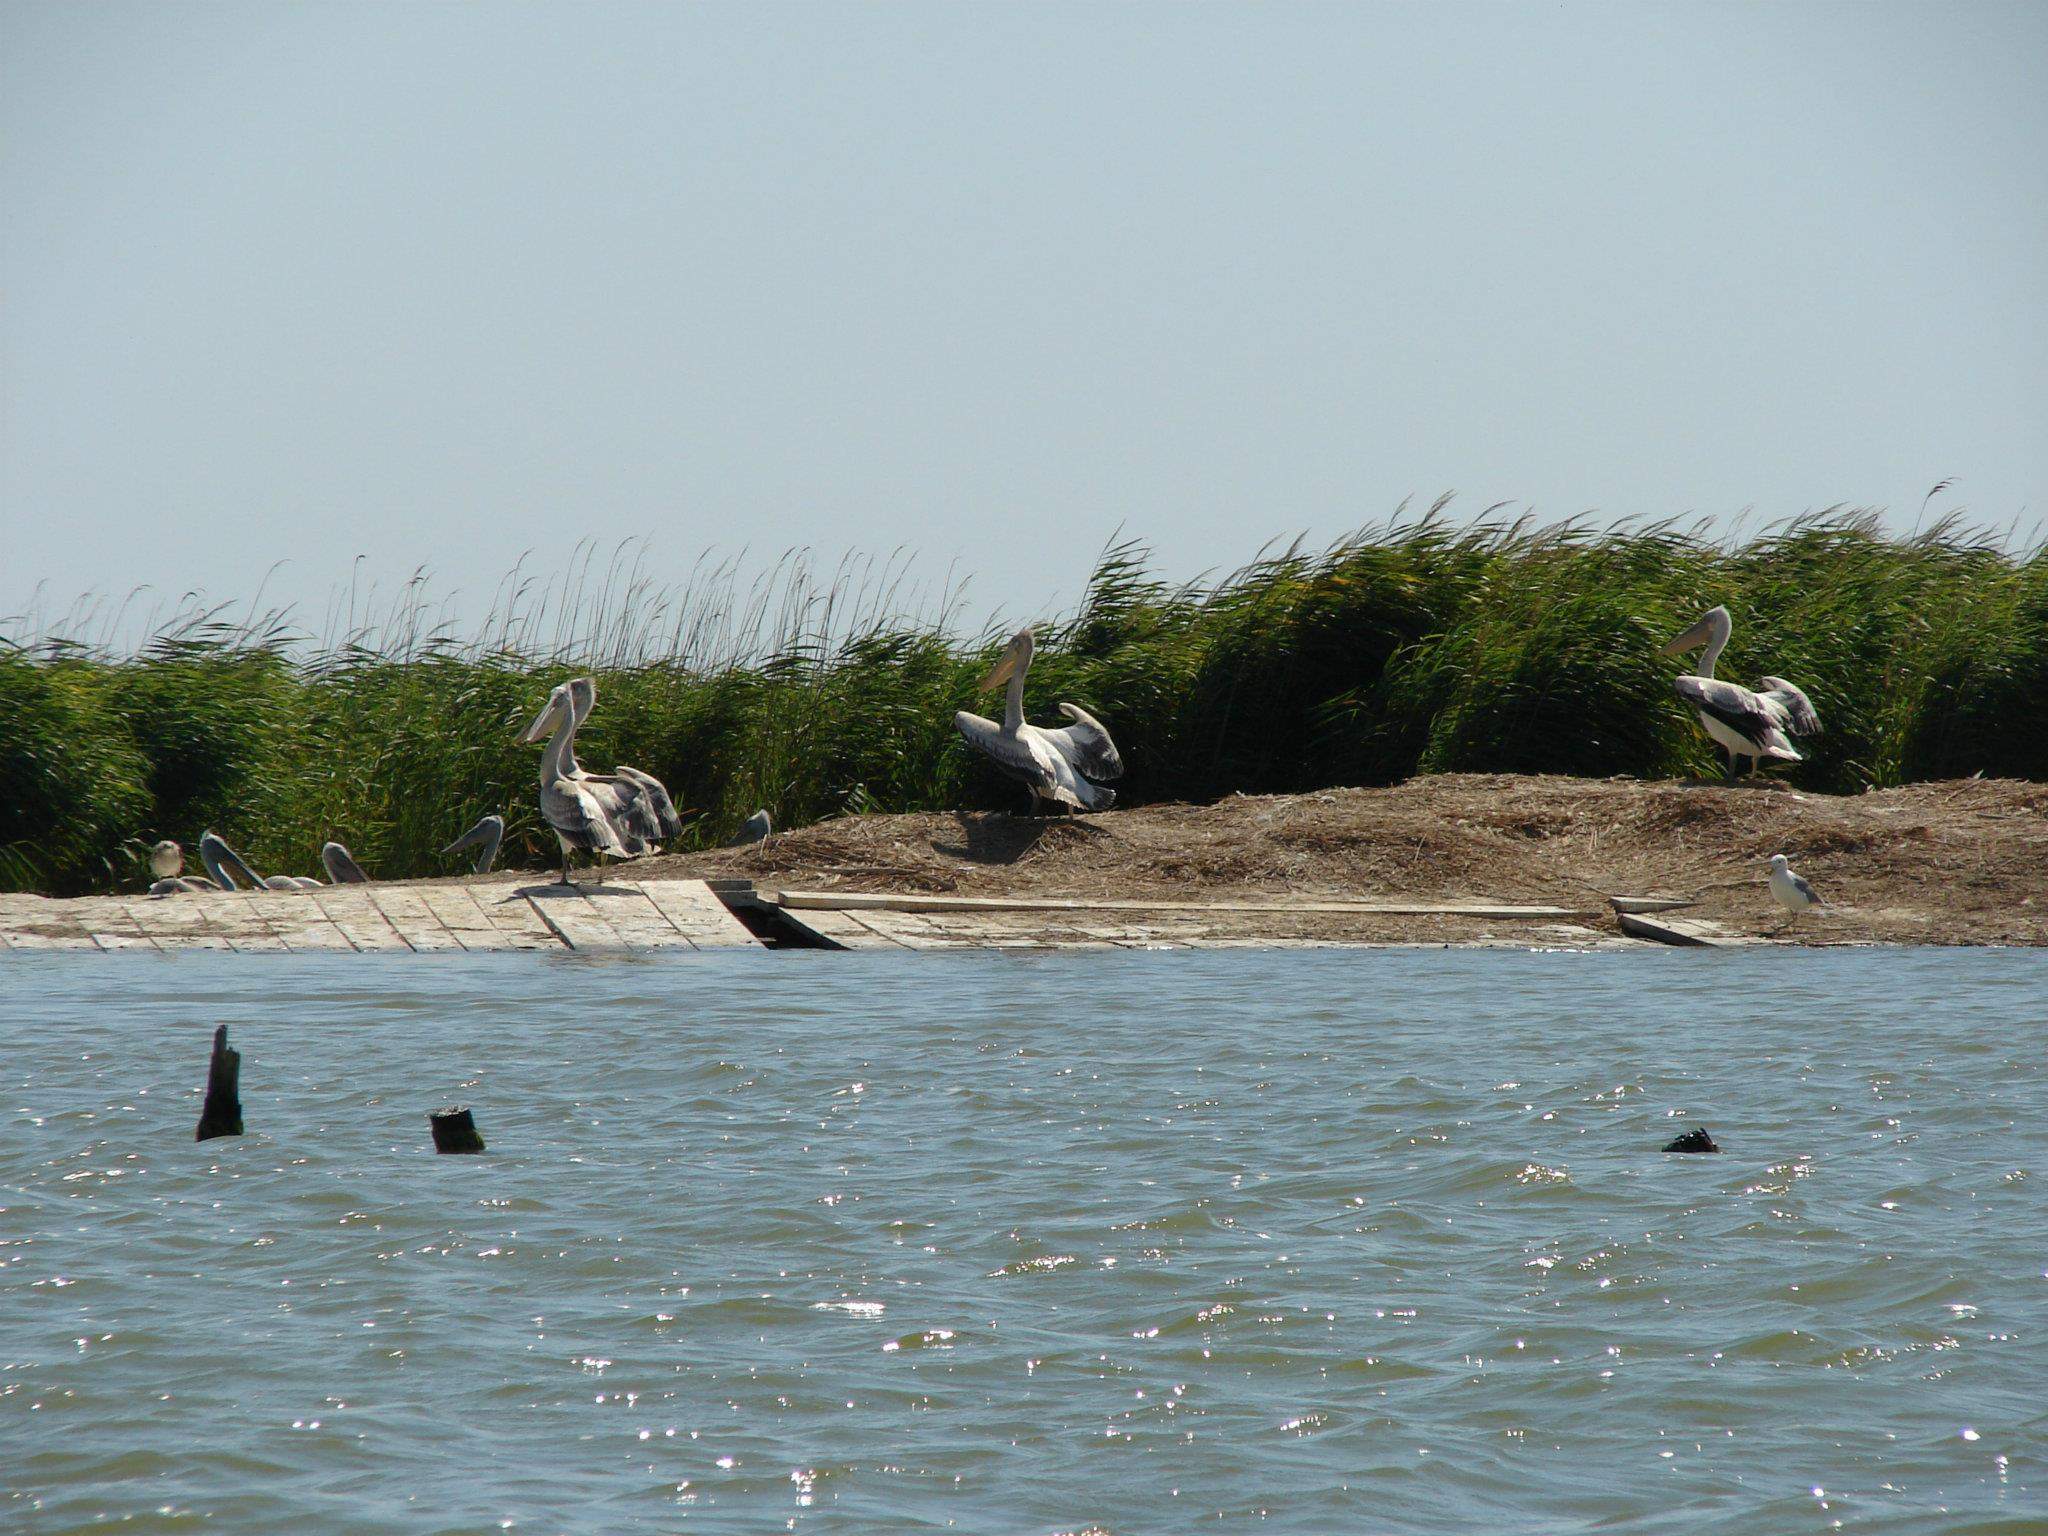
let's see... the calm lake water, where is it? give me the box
[3,948,2043,1535]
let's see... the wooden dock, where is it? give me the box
[0,880,1737,954]
[0,879,758,954]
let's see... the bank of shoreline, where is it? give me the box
[8,774,2037,952]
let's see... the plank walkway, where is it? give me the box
[0,879,757,954]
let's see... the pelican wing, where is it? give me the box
[577,777,660,853]
[1673,675,1799,758]
[612,764,684,840]
[955,709,1079,807]
[542,778,632,856]
[1039,703,1124,783]
[1755,677,1823,736]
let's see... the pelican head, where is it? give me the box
[442,814,505,874]
[567,676,597,722]
[322,841,370,884]
[520,684,574,744]
[198,830,263,891]
[979,627,1036,692]
[148,839,183,879]
[1660,605,1733,658]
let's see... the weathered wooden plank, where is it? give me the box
[576,885,697,949]
[75,897,162,952]
[844,910,950,949]
[1609,895,1698,914]
[246,891,359,951]
[179,892,293,952]
[773,890,1589,919]
[300,887,415,951]
[357,888,465,951]
[766,907,877,950]
[633,881,760,947]
[123,896,232,950]
[1617,911,1756,948]
[522,886,628,951]
[468,886,567,949]
[414,887,525,951]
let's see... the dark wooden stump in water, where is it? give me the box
[195,1025,243,1141]
[430,1106,486,1154]
[1663,1126,1719,1154]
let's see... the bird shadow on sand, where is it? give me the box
[932,810,1114,866]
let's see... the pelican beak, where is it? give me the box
[1659,614,1713,657]
[519,693,564,744]
[978,651,1015,692]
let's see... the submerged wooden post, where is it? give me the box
[1662,1126,1719,1154]
[430,1106,486,1154]
[195,1025,243,1141]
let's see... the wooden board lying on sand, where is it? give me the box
[0,879,759,955]
[773,890,1593,919]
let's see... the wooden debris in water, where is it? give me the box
[196,1026,243,1142]
[430,1107,486,1154]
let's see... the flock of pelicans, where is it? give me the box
[142,603,1831,921]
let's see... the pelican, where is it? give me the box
[520,679,630,884]
[563,677,682,848]
[1660,606,1822,778]
[148,876,215,896]
[732,809,772,846]
[954,627,1122,813]
[321,842,370,884]
[198,830,265,891]
[442,814,505,874]
[1769,853,1823,919]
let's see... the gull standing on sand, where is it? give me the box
[443,814,505,874]
[1661,606,1822,778]
[1768,854,1823,920]
[954,627,1123,814]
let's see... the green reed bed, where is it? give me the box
[4,512,2043,895]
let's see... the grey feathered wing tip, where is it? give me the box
[321,842,371,884]
[1755,677,1823,737]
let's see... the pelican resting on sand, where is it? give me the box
[1769,853,1823,920]
[1661,606,1821,778]
[522,677,679,883]
[955,627,1123,813]
[443,814,505,874]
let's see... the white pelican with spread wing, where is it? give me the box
[954,627,1123,813]
[521,677,679,883]
[1661,605,1822,777]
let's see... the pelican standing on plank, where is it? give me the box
[1661,606,1822,778]
[955,627,1123,813]
[521,678,676,883]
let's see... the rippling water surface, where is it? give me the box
[3,948,2044,1534]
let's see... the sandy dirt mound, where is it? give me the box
[621,774,2048,947]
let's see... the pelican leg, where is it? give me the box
[555,832,576,886]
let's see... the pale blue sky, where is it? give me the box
[3,1,2044,642]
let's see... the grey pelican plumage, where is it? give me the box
[198,830,265,891]
[320,842,370,884]
[1769,853,1823,918]
[442,814,505,874]
[148,876,215,896]
[732,809,772,846]
[1661,606,1822,777]
[520,680,637,884]
[563,677,682,848]
[954,627,1122,813]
